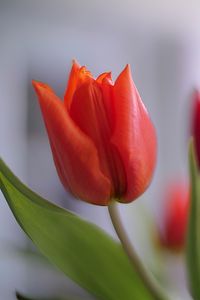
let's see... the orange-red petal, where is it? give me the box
[69,80,113,188]
[96,72,112,84]
[69,80,126,198]
[112,65,157,202]
[64,60,80,109]
[100,73,115,132]
[64,61,92,110]
[160,182,189,250]
[32,80,111,205]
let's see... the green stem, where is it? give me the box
[108,201,169,300]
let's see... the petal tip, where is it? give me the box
[32,80,44,94]
[123,64,131,76]
[32,79,40,88]
[115,63,132,85]
[193,88,200,100]
[71,59,81,69]
[32,80,52,96]
[107,72,112,80]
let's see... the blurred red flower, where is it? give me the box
[33,60,157,205]
[159,182,189,251]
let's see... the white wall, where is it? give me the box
[1,1,200,299]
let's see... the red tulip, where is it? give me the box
[32,60,157,205]
[159,182,189,251]
[192,90,200,169]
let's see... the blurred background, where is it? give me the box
[1,0,200,299]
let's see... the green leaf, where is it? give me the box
[187,141,200,299]
[16,290,85,300]
[16,292,37,300]
[0,159,154,300]
[16,291,59,300]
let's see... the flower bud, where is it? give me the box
[159,182,189,251]
[33,61,157,205]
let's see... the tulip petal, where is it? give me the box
[33,81,111,205]
[69,80,113,187]
[69,80,126,198]
[64,60,80,109]
[112,65,157,202]
[159,182,189,250]
[100,74,115,131]
[64,61,92,109]
[96,72,112,84]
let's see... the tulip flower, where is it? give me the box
[192,89,200,169]
[159,182,189,251]
[32,60,157,205]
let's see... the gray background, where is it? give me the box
[1,1,200,299]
